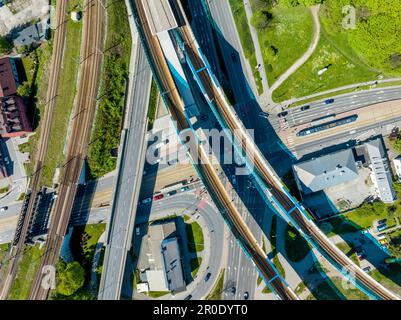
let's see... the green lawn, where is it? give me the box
[206,269,225,300]
[147,79,158,130]
[336,242,360,267]
[252,3,314,86]
[322,197,401,237]
[0,243,9,263]
[87,0,132,178]
[272,16,379,102]
[8,245,44,300]
[228,0,263,95]
[69,223,106,275]
[262,285,272,294]
[369,265,401,295]
[147,291,169,298]
[307,277,369,300]
[186,221,204,253]
[0,185,9,194]
[40,0,83,187]
[190,257,202,278]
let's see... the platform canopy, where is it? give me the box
[142,0,178,35]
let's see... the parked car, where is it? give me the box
[378,219,387,225]
[363,266,372,273]
[180,186,190,192]
[243,291,249,300]
[231,175,237,185]
[277,111,288,118]
[230,286,236,296]
[167,190,177,197]
[0,206,8,212]
[4,157,9,165]
[300,105,310,111]
[377,233,387,240]
[153,194,164,201]
[135,227,140,236]
[204,272,211,282]
[184,295,192,300]
[324,98,335,104]
[377,224,387,232]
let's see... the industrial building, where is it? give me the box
[293,137,396,218]
[139,220,186,294]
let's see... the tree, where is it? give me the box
[251,10,273,30]
[0,36,12,54]
[17,81,32,99]
[56,261,85,296]
[388,235,401,259]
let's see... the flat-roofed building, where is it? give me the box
[141,0,178,35]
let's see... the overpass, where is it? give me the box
[171,1,399,300]
[131,0,298,300]
[97,16,153,299]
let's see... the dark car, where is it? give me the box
[230,286,236,296]
[300,105,310,111]
[231,52,237,62]
[325,98,335,104]
[167,190,177,197]
[204,272,211,282]
[184,295,192,300]
[277,111,288,118]
[180,186,190,192]
[243,291,249,300]
[258,111,269,119]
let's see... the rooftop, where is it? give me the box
[293,149,359,194]
[141,0,178,35]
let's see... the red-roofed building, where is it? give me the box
[0,56,19,98]
[0,96,32,137]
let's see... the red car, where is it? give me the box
[153,194,164,201]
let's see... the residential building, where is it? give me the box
[0,56,19,97]
[0,96,32,137]
[13,22,49,48]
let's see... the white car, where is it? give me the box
[141,197,152,205]
[135,227,140,236]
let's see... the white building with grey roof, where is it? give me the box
[293,137,396,217]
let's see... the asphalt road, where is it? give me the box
[135,192,225,300]
[271,86,401,130]
[98,36,152,300]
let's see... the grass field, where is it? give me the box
[8,244,44,300]
[228,0,263,95]
[186,221,204,253]
[147,79,158,130]
[206,269,225,300]
[272,15,379,103]
[190,257,202,278]
[252,3,314,86]
[307,277,369,300]
[147,291,169,298]
[336,242,360,267]
[87,0,131,178]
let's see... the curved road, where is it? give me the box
[135,192,225,300]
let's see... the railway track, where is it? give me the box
[176,19,400,300]
[28,0,105,300]
[133,0,297,300]
[0,1,69,300]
